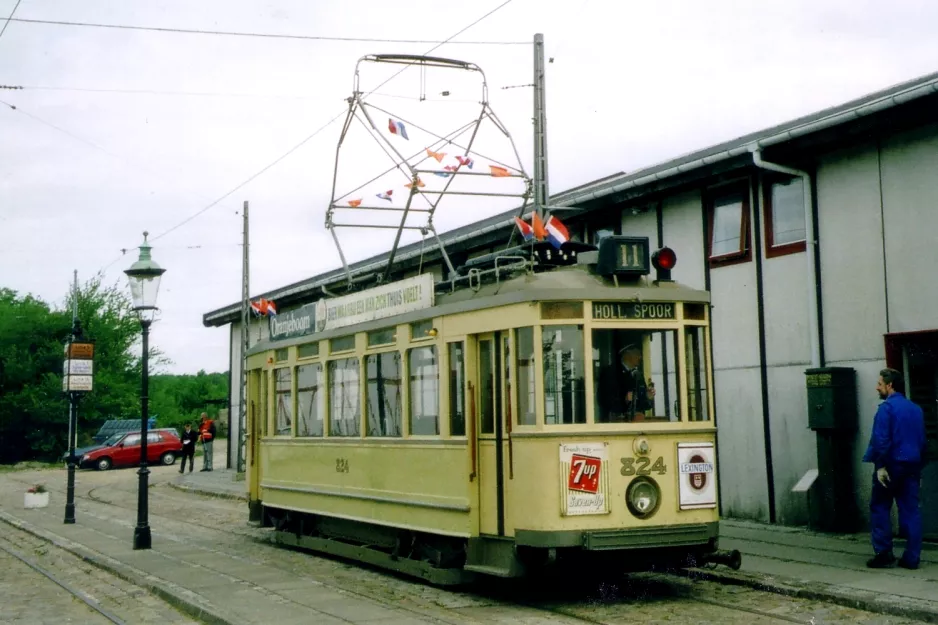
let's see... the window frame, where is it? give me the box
[273,366,294,436]
[762,173,807,258]
[408,344,440,436]
[706,182,752,268]
[296,361,325,437]
[328,356,362,437]
[365,350,403,438]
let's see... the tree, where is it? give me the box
[0,276,146,463]
[0,289,71,462]
[1,275,229,464]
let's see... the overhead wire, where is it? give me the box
[14,85,320,99]
[136,0,520,247]
[0,0,22,40]
[7,17,528,45]
[3,0,521,273]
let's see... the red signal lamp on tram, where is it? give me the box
[651,246,677,282]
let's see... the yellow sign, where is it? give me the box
[67,342,94,359]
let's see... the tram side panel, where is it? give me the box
[258,440,473,537]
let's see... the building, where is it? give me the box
[204,70,938,536]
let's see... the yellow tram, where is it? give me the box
[244,236,741,584]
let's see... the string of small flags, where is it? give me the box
[339,119,519,207]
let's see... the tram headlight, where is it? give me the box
[626,477,660,519]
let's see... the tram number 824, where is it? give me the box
[620,456,667,476]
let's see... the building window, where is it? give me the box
[329,358,360,436]
[275,367,292,435]
[542,325,586,425]
[366,352,402,437]
[516,328,536,425]
[274,348,289,362]
[707,185,751,266]
[409,346,439,435]
[296,363,324,436]
[764,175,807,258]
[448,343,466,436]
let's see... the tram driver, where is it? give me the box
[596,338,657,423]
[618,344,656,421]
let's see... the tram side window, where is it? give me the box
[329,358,361,436]
[410,346,439,435]
[366,352,403,437]
[592,329,680,423]
[448,343,466,436]
[685,327,711,421]
[274,367,293,435]
[296,363,324,437]
[542,325,586,425]
[516,328,536,425]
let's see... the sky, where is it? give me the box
[2,0,938,375]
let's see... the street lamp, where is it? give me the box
[124,231,165,550]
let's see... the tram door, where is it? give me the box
[476,332,507,536]
[247,370,265,506]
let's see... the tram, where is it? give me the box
[244,235,741,584]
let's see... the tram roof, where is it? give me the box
[207,69,938,328]
[246,265,709,355]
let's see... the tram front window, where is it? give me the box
[543,325,586,424]
[593,329,680,423]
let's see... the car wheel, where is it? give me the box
[160,452,176,466]
[96,457,112,471]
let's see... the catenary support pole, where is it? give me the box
[237,201,249,473]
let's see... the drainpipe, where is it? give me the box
[750,148,821,370]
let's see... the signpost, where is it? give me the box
[63,333,94,525]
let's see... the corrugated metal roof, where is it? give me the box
[203,69,938,326]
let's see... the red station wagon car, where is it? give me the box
[80,430,183,471]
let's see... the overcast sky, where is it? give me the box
[2,0,937,375]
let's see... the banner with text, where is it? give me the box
[316,274,434,333]
[268,302,317,341]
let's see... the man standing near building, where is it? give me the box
[863,368,927,569]
[179,423,198,473]
[198,413,216,472]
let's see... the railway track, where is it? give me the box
[0,520,198,625]
[2,470,924,625]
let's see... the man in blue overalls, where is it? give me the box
[863,368,927,569]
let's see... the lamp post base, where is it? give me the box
[64,457,76,524]
[133,526,152,550]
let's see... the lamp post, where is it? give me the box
[124,231,165,550]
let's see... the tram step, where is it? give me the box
[464,564,514,577]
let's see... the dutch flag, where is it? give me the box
[545,215,570,249]
[376,190,393,202]
[388,118,409,140]
[266,300,278,317]
[514,217,534,242]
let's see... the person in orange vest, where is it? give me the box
[198,412,216,472]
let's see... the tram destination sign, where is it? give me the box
[592,301,676,320]
[316,273,434,333]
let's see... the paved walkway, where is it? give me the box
[173,468,938,623]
